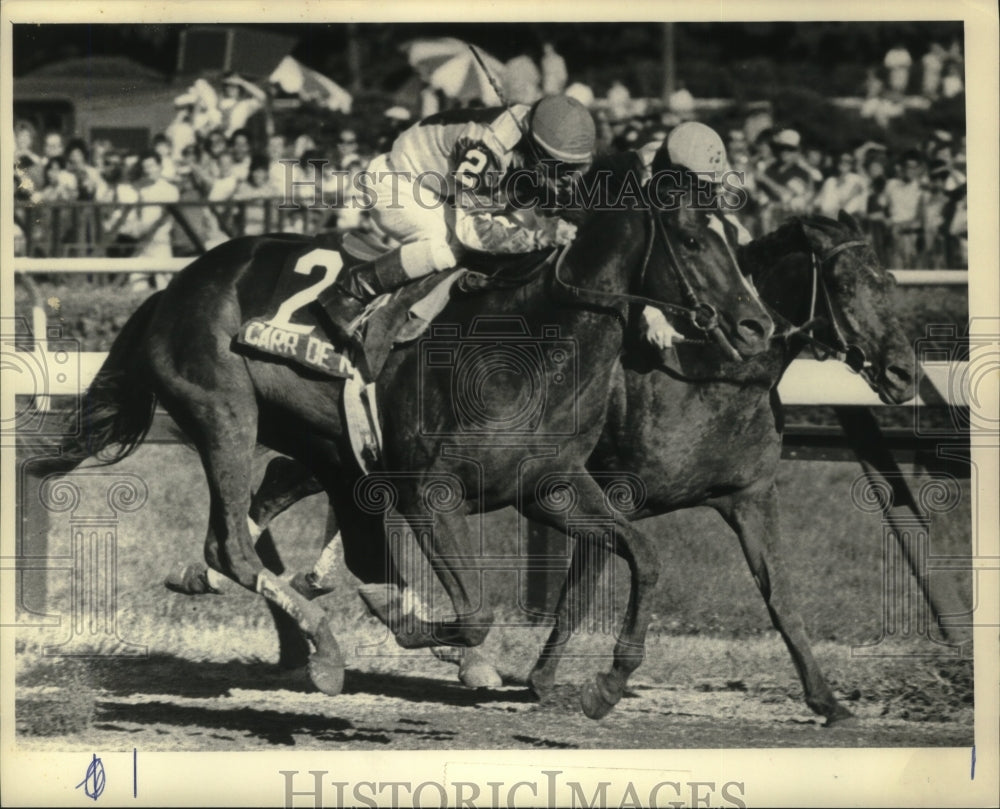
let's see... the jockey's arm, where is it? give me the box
[450,131,577,253]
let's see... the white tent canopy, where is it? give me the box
[269,55,352,113]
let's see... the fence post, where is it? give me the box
[834,405,970,642]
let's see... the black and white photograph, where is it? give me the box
[2,1,997,806]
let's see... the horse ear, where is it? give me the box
[799,218,834,252]
[838,209,861,234]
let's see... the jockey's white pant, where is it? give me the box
[365,153,457,278]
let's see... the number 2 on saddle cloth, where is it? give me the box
[234,246,358,377]
[233,243,459,383]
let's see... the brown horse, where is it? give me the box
[174,212,914,724]
[37,150,773,713]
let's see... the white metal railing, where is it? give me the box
[9,257,971,410]
[13,258,969,286]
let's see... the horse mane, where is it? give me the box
[737,214,846,282]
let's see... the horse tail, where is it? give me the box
[34,292,162,477]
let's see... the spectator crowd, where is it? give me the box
[13,49,968,291]
[609,115,968,270]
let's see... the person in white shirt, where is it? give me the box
[204,152,241,249]
[233,156,283,236]
[815,152,867,219]
[218,73,266,138]
[152,134,177,183]
[114,151,180,289]
[884,150,926,268]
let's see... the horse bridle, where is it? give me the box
[552,200,742,359]
[780,237,875,378]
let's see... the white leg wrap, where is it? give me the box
[312,535,341,581]
[401,587,431,621]
[205,567,228,591]
[246,515,263,541]
[400,239,457,278]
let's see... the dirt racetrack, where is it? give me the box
[16,621,974,751]
[13,445,977,752]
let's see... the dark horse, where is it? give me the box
[178,212,915,725]
[37,150,773,716]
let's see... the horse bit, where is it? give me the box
[787,238,875,377]
[552,198,739,357]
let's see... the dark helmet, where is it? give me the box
[529,95,596,164]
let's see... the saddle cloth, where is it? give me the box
[232,237,461,382]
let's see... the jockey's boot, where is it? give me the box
[317,247,410,343]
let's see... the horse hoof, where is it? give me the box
[309,654,345,696]
[824,707,857,728]
[527,671,555,701]
[430,646,464,666]
[307,615,345,695]
[459,650,502,688]
[580,674,620,720]
[164,562,220,595]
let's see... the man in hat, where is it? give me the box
[757,128,815,230]
[219,72,266,138]
[319,94,596,336]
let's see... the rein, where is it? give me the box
[552,203,737,355]
[773,238,873,375]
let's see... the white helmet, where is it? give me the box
[666,121,729,182]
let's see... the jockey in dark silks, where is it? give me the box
[636,121,754,349]
[319,94,596,333]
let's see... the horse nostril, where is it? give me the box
[737,318,769,344]
[885,364,913,387]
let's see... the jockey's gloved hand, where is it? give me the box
[554,219,578,246]
[640,306,683,350]
[535,215,578,248]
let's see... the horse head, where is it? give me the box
[642,195,774,360]
[560,150,773,360]
[763,211,916,404]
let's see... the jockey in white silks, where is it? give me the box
[319,95,596,334]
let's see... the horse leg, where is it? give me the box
[525,514,610,700]
[164,455,324,595]
[366,491,496,655]
[180,403,344,695]
[531,476,660,720]
[245,458,329,669]
[714,483,853,725]
[250,456,326,534]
